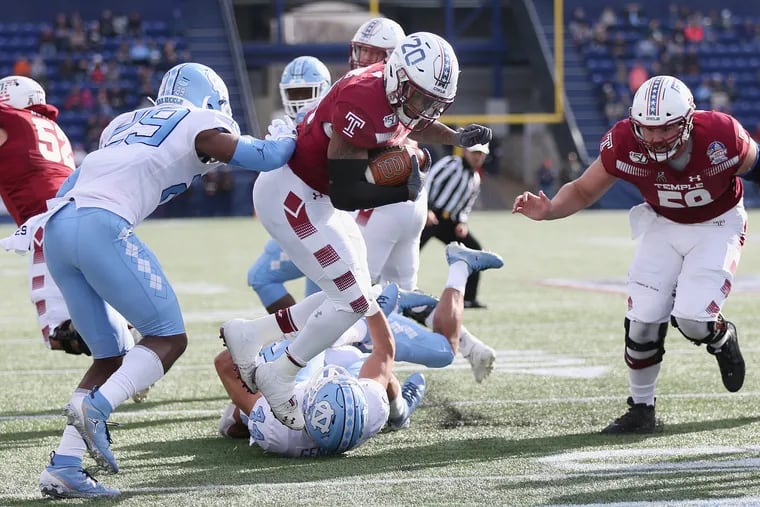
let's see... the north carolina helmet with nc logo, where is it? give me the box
[303,366,367,454]
[384,32,459,131]
[279,56,331,120]
[156,63,232,118]
[629,75,695,162]
[0,75,45,109]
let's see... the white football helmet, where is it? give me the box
[629,75,695,162]
[156,63,232,118]
[279,56,331,120]
[384,32,459,131]
[350,17,405,69]
[0,75,46,109]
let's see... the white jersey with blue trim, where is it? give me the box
[63,105,239,225]
[248,377,389,458]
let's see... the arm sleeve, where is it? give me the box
[230,135,296,172]
[328,159,408,211]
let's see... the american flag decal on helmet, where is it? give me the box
[359,19,380,41]
[434,42,452,92]
[646,76,665,116]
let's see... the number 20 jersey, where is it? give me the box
[600,111,750,224]
[65,105,239,226]
[0,103,74,226]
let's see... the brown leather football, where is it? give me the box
[365,144,427,186]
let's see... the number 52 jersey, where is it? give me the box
[63,105,239,226]
[0,103,74,226]
[600,110,751,224]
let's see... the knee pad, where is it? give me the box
[671,314,726,346]
[624,318,667,369]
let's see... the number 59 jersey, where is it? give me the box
[0,103,74,226]
[64,105,239,226]
[600,111,750,224]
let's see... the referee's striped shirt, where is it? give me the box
[425,155,481,223]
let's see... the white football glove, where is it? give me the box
[266,116,297,141]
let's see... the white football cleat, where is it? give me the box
[220,319,274,394]
[465,342,496,383]
[254,360,304,430]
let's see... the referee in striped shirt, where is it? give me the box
[421,142,490,309]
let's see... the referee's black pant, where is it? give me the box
[420,216,482,303]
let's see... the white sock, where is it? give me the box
[254,291,328,337]
[628,363,661,406]
[287,300,362,366]
[445,261,469,293]
[54,389,89,459]
[458,326,484,357]
[98,345,164,410]
[389,393,407,420]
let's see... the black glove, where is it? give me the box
[455,124,492,148]
[407,153,427,201]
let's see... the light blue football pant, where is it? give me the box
[247,238,320,307]
[43,204,185,359]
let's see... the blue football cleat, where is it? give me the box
[376,283,399,317]
[387,372,426,431]
[445,242,504,274]
[39,452,119,499]
[72,388,118,474]
[397,289,439,312]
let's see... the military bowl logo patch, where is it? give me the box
[706,140,728,164]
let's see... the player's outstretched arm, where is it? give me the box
[513,156,616,221]
[357,312,396,389]
[195,117,296,172]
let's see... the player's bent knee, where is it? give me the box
[624,318,667,369]
[671,315,721,345]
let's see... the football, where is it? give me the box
[365,143,428,186]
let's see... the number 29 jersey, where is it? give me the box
[64,105,239,226]
[600,111,750,224]
[0,103,74,226]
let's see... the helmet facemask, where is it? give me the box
[630,110,694,162]
[388,68,454,131]
[349,42,391,69]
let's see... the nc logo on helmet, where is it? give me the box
[309,400,335,435]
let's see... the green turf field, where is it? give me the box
[1,210,759,506]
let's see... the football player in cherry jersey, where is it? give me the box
[223,31,492,431]
[0,75,135,356]
[513,75,759,434]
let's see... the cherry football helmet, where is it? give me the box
[279,56,331,120]
[0,75,45,109]
[629,75,695,162]
[303,365,367,454]
[384,32,459,131]
[350,17,405,69]
[156,63,232,118]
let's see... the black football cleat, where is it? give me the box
[708,321,745,393]
[601,397,659,434]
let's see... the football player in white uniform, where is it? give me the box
[28,63,297,499]
[215,243,504,456]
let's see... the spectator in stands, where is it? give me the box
[127,11,143,37]
[129,39,151,65]
[624,3,644,26]
[38,27,57,58]
[535,158,557,197]
[568,6,592,47]
[683,14,705,43]
[63,85,94,112]
[12,57,31,78]
[628,61,649,94]
[99,10,116,37]
[30,56,48,88]
[53,13,71,51]
[598,6,618,30]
